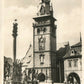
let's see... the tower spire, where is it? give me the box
[80,32,82,42]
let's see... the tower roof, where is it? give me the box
[33,14,56,21]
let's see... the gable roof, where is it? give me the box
[64,41,82,59]
[71,42,82,48]
[56,47,68,59]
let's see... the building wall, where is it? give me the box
[50,34,56,52]
[64,58,82,83]
[35,35,50,51]
[34,52,51,67]
[64,58,82,71]
[64,70,82,82]
[33,21,57,83]
[70,47,81,56]
[35,68,52,83]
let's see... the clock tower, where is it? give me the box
[33,0,57,83]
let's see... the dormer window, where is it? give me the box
[71,49,77,56]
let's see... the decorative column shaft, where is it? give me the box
[12,19,18,62]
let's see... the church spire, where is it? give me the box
[80,32,82,43]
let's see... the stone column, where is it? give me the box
[12,19,18,62]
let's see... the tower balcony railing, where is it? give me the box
[33,22,51,27]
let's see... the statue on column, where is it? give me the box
[13,19,18,37]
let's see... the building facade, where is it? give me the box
[56,45,68,83]
[64,40,82,84]
[21,0,82,84]
[4,56,13,84]
[32,0,57,83]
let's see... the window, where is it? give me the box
[39,36,45,50]
[40,54,45,64]
[68,60,72,67]
[74,59,78,67]
[71,50,75,56]
[37,27,47,34]
[37,28,40,34]
[71,50,77,54]
[80,59,82,65]
[43,28,46,33]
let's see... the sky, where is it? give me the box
[0,0,3,83]
[3,0,81,60]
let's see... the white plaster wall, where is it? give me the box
[64,58,82,71]
[64,58,82,82]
